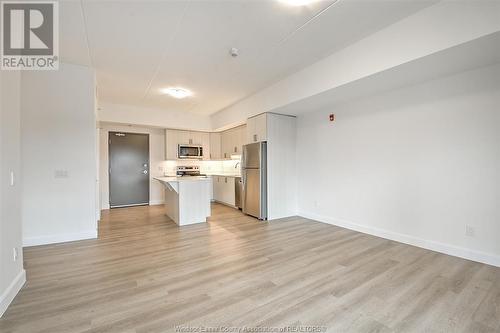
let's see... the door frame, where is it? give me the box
[108,131,150,208]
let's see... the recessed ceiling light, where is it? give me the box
[161,87,193,99]
[278,0,319,6]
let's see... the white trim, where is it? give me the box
[23,230,98,247]
[299,211,500,268]
[0,269,26,317]
[149,200,165,206]
[110,203,148,208]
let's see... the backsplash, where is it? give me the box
[160,159,241,176]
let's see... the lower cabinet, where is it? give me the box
[212,176,235,207]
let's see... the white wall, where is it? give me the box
[0,70,25,317]
[99,123,167,209]
[211,1,500,129]
[297,64,500,267]
[98,102,211,131]
[21,63,98,246]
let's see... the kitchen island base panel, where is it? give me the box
[157,177,211,226]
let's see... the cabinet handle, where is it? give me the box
[234,146,237,153]
[253,134,257,142]
[225,177,227,183]
[189,139,193,144]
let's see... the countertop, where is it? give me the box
[206,173,241,178]
[155,176,211,183]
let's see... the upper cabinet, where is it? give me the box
[246,113,267,144]
[209,132,222,160]
[165,129,210,160]
[165,130,178,160]
[165,125,246,161]
[200,132,210,160]
[221,125,246,159]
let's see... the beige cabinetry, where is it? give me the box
[209,132,222,159]
[165,125,246,161]
[221,125,246,159]
[165,129,210,160]
[212,176,235,206]
[246,113,267,144]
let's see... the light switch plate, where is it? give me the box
[54,170,69,178]
[10,171,15,186]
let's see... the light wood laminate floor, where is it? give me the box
[1,203,499,333]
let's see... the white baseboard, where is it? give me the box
[0,269,26,317]
[23,230,98,247]
[149,200,165,206]
[299,211,500,268]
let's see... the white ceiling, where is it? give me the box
[60,0,437,115]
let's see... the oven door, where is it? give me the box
[178,145,202,159]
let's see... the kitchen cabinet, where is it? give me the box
[165,129,210,160]
[201,132,210,160]
[221,125,246,159]
[212,176,235,206]
[165,130,178,160]
[246,113,267,144]
[165,126,244,161]
[209,132,222,159]
[221,129,233,159]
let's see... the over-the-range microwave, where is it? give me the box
[178,144,203,159]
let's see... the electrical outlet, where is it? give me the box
[465,225,475,237]
[13,247,18,261]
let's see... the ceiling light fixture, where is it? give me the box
[161,87,193,99]
[278,0,319,6]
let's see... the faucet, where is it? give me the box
[234,162,240,169]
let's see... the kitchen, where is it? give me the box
[150,112,295,225]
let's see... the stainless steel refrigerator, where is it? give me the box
[242,142,267,220]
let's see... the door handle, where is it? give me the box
[143,170,148,174]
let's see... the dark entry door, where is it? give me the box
[109,132,149,208]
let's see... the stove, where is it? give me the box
[176,166,206,177]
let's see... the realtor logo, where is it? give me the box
[1,1,58,70]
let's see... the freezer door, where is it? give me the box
[242,142,261,169]
[243,168,261,218]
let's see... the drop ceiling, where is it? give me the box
[60,0,437,115]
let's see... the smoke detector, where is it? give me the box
[230,47,239,57]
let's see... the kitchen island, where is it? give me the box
[155,176,211,226]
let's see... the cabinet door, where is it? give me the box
[210,132,221,159]
[177,130,191,145]
[221,177,229,204]
[201,132,210,160]
[190,131,203,145]
[237,125,247,154]
[255,113,267,142]
[225,177,236,206]
[246,117,256,144]
[221,130,232,159]
[165,129,178,160]
[228,128,238,155]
